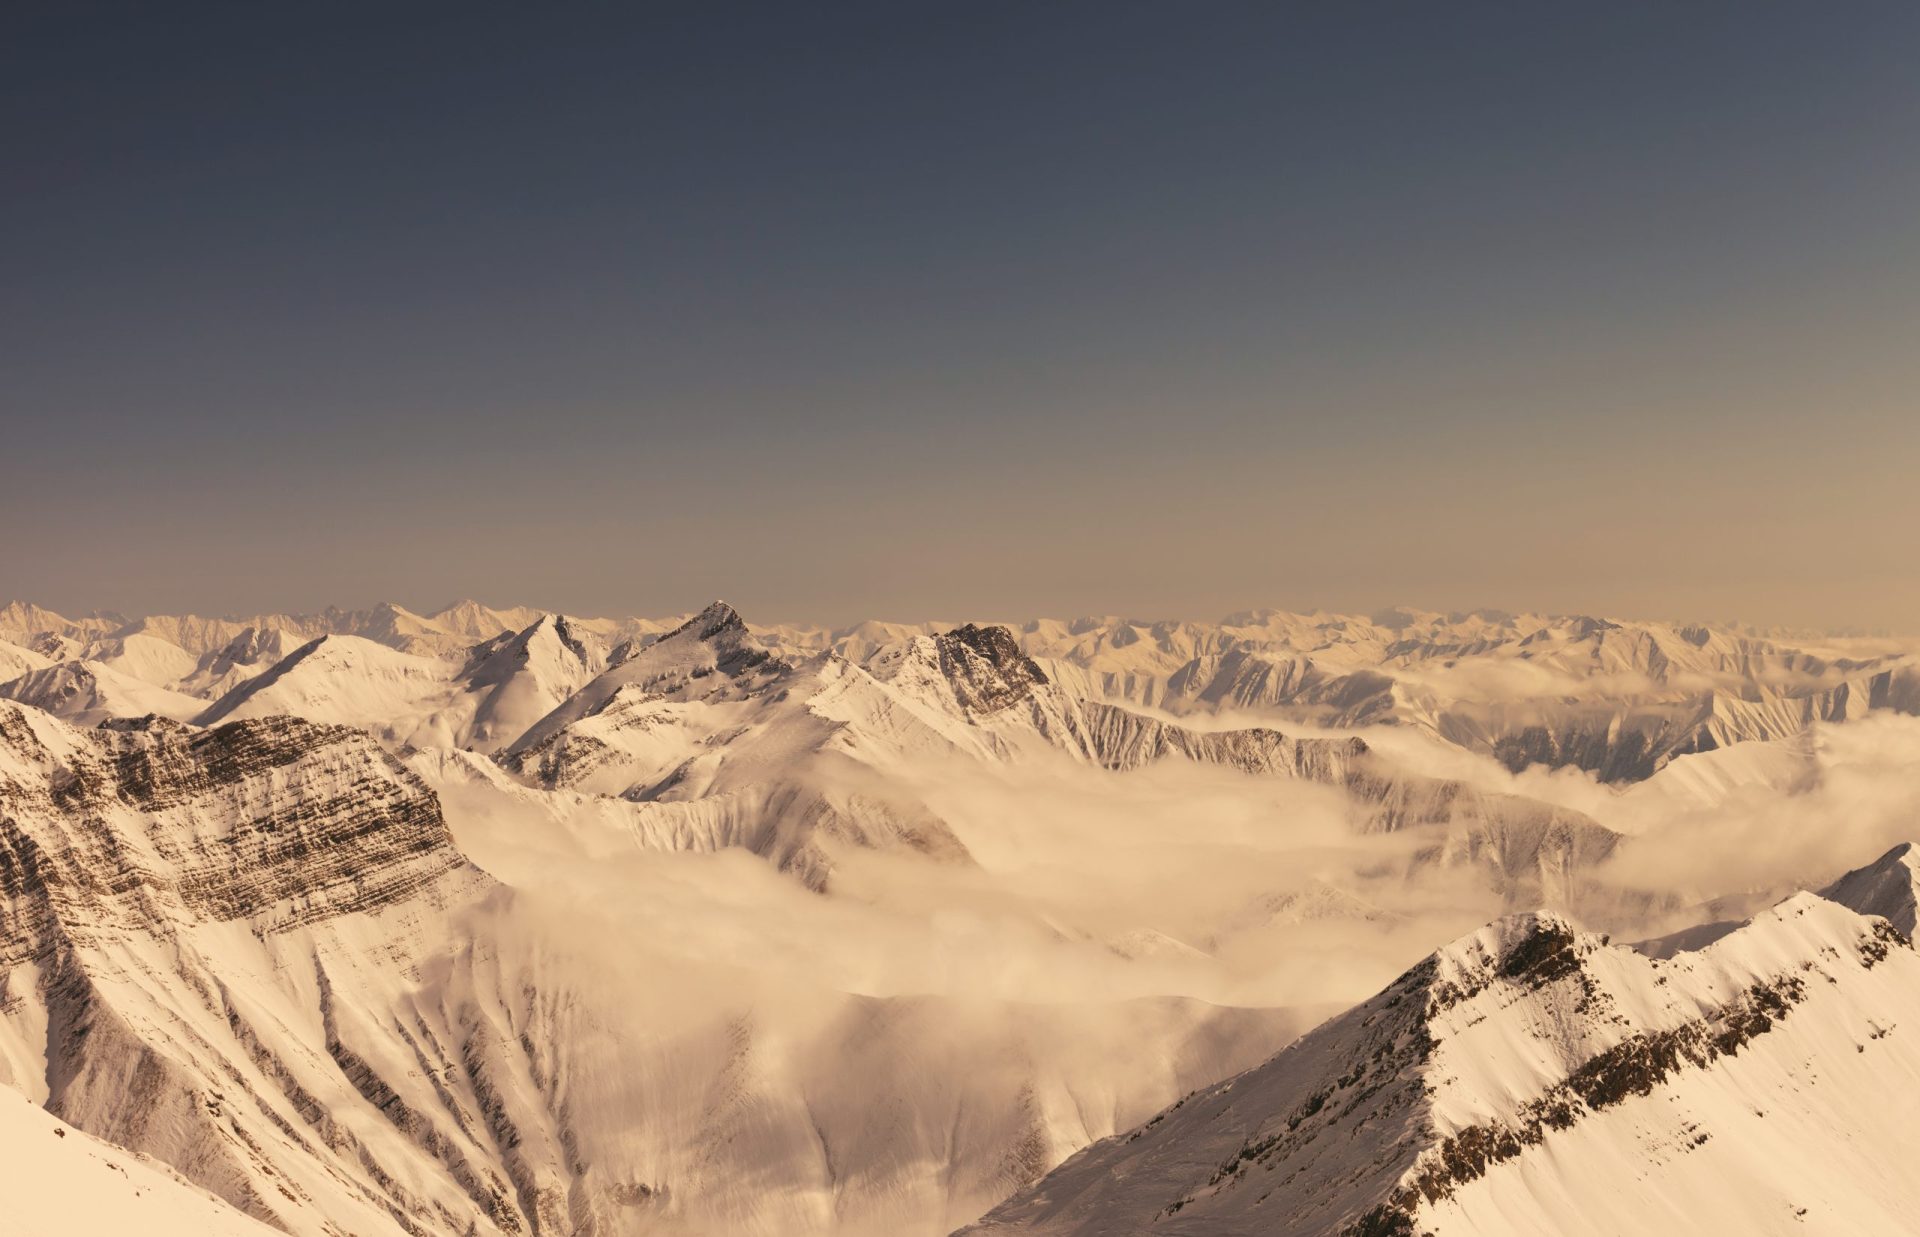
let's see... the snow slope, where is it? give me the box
[0,658,207,725]
[962,888,1920,1236]
[0,636,54,681]
[1821,842,1920,937]
[193,632,457,734]
[0,1087,278,1236]
[75,631,201,688]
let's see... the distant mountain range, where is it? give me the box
[8,599,1917,782]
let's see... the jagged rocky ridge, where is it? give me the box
[962,861,1920,1237]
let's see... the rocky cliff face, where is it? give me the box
[0,707,474,941]
[0,700,528,1236]
[934,625,1052,717]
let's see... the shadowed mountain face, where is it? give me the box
[1821,842,1920,938]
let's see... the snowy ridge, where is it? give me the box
[483,609,1620,897]
[0,658,206,726]
[961,886,1920,1236]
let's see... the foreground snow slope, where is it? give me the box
[0,1087,278,1236]
[962,885,1920,1237]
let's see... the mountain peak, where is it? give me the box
[933,624,1049,716]
[666,600,746,642]
[942,623,1031,667]
[1820,841,1920,937]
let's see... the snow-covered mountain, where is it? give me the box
[0,697,1301,1235]
[963,849,1920,1236]
[1820,842,1920,937]
[9,600,1917,790]
[3,595,1919,1236]
[0,636,55,681]
[474,604,1616,901]
[0,658,207,726]
[1004,609,1920,783]
[193,616,610,755]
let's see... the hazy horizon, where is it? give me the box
[8,590,1916,640]
[8,4,1920,630]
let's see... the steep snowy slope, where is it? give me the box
[0,635,55,681]
[454,613,610,750]
[74,631,201,689]
[963,888,1920,1236]
[194,616,614,753]
[194,632,457,734]
[175,625,309,699]
[0,1087,279,1236]
[1615,726,1823,818]
[0,659,206,725]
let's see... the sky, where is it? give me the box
[4,2,1919,629]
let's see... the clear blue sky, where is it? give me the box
[6,3,1919,628]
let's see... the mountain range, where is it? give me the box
[1,597,1918,1234]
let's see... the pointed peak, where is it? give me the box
[1877,841,1918,866]
[1423,910,1591,1000]
[1820,841,1920,937]
[665,600,746,642]
[931,624,1049,715]
[939,624,1042,677]
[513,612,592,659]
